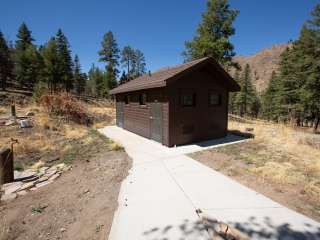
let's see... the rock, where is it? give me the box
[44,170,57,178]
[83,189,90,194]
[30,187,37,191]
[63,165,72,172]
[17,190,28,196]
[37,176,49,183]
[14,170,36,181]
[3,182,23,195]
[35,180,52,188]
[1,193,17,201]
[47,156,60,163]
[60,228,66,232]
[55,163,66,170]
[19,182,35,191]
[26,111,35,116]
[22,176,39,183]
[49,173,60,181]
[5,119,16,126]
[20,119,32,128]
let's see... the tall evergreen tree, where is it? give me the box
[183,0,238,68]
[119,71,128,85]
[132,49,146,77]
[42,37,60,93]
[73,55,86,95]
[121,46,135,79]
[56,29,73,92]
[15,22,34,51]
[0,31,14,90]
[14,23,42,89]
[235,64,259,117]
[261,71,280,120]
[229,69,240,114]
[98,31,119,91]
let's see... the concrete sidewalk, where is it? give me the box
[99,126,320,240]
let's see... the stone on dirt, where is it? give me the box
[3,181,23,195]
[20,119,33,128]
[35,180,53,188]
[14,170,36,181]
[37,176,49,183]
[49,173,60,181]
[19,182,35,191]
[1,193,17,201]
[5,119,16,126]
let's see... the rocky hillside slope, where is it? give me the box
[233,44,289,93]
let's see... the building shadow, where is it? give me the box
[193,133,250,148]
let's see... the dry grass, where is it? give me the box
[228,119,320,197]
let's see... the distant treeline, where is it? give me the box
[182,0,319,131]
[229,4,320,131]
[0,23,147,97]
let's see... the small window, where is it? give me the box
[124,95,130,104]
[139,93,147,105]
[209,92,221,106]
[181,93,196,107]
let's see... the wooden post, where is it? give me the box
[11,103,16,118]
[0,148,14,185]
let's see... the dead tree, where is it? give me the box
[0,148,14,185]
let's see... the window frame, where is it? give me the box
[180,89,196,108]
[124,95,130,105]
[139,93,147,106]
[208,91,222,107]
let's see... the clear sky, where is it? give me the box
[1,0,318,73]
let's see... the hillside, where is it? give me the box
[233,44,289,93]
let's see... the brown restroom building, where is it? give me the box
[110,57,240,147]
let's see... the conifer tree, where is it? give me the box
[229,69,240,114]
[73,55,86,95]
[183,0,238,68]
[56,29,73,92]
[119,71,128,85]
[14,23,42,89]
[0,31,14,90]
[42,37,60,93]
[98,31,119,91]
[132,49,146,77]
[235,64,259,117]
[121,46,135,79]
[261,71,280,120]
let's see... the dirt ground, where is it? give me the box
[0,93,131,239]
[0,142,131,240]
[190,140,320,222]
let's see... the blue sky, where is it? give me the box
[1,0,318,73]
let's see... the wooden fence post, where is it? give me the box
[0,148,14,185]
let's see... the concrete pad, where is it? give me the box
[99,126,320,240]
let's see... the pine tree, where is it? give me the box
[98,31,119,91]
[15,22,34,51]
[0,31,14,90]
[132,49,146,77]
[235,64,259,117]
[119,71,128,85]
[121,46,135,79]
[42,37,60,93]
[14,23,42,89]
[73,55,86,95]
[183,0,238,68]
[261,71,280,120]
[56,29,74,92]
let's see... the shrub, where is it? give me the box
[40,93,92,125]
[33,82,48,103]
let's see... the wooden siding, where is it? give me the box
[116,88,170,146]
[169,66,228,146]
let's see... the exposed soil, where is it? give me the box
[0,147,131,240]
[190,141,320,222]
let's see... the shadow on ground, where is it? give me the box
[193,133,250,148]
[142,216,320,240]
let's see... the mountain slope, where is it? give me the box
[233,44,289,93]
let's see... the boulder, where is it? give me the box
[14,170,36,181]
[20,119,33,128]
[1,193,17,201]
[3,181,23,194]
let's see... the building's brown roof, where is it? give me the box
[110,57,240,94]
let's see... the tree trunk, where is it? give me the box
[314,117,320,132]
[0,148,14,185]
